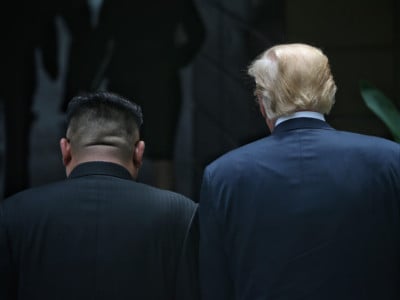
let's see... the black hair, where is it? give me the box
[66,91,143,129]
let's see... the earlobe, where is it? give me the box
[60,138,72,167]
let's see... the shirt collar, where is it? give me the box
[275,111,325,127]
[68,161,133,180]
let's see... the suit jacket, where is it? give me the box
[0,161,199,300]
[199,118,400,300]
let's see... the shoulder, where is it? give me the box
[1,180,198,232]
[132,182,197,218]
[204,137,269,179]
[334,130,400,158]
[335,129,398,146]
[2,181,65,208]
[2,178,67,202]
[131,184,198,234]
[136,182,195,206]
[0,181,67,225]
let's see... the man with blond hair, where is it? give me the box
[199,43,400,299]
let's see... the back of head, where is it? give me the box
[248,43,337,120]
[66,92,143,162]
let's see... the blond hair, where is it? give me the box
[248,43,337,120]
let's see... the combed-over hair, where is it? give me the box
[248,43,337,120]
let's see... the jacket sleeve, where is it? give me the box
[198,169,233,300]
[0,204,17,300]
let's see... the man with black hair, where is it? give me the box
[0,92,199,300]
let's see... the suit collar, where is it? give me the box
[68,161,133,180]
[272,117,334,135]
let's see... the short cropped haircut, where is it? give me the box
[66,92,143,160]
[248,43,337,120]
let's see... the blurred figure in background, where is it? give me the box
[58,1,93,114]
[0,1,58,198]
[91,0,205,190]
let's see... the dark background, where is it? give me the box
[0,0,399,201]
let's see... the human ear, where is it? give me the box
[258,99,266,119]
[133,140,145,169]
[60,138,72,167]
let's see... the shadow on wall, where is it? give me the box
[190,0,285,200]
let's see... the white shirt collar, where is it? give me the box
[275,111,325,127]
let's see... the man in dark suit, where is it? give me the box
[199,43,400,299]
[0,92,199,300]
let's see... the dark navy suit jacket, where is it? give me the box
[199,118,400,300]
[0,162,199,300]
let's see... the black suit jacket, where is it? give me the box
[0,162,198,300]
[199,118,400,300]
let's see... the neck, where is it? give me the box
[66,147,136,178]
